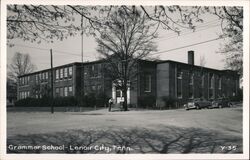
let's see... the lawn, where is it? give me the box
[7,106,243,153]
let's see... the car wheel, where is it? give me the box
[195,105,200,110]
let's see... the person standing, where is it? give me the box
[108,98,113,112]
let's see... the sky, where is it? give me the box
[7,7,227,72]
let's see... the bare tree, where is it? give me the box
[7,5,198,44]
[95,7,157,111]
[197,6,243,76]
[8,52,36,82]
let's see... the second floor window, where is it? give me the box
[56,70,59,80]
[60,68,63,79]
[64,68,68,78]
[69,67,73,78]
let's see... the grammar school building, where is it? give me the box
[17,51,240,108]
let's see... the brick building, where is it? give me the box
[17,51,240,108]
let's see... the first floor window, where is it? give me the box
[189,86,194,99]
[68,86,73,96]
[209,73,214,89]
[177,77,182,98]
[218,76,222,90]
[55,88,60,97]
[144,74,152,92]
[60,87,64,97]
[64,87,68,97]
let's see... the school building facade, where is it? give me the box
[17,51,240,107]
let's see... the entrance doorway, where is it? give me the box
[116,89,124,104]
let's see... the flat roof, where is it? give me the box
[18,59,238,78]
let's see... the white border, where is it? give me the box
[1,0,249,160]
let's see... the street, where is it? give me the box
[7,105,243,153]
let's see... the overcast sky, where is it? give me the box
[7,7,227,72]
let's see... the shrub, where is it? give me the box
[138,95,156,108]
[15,96,77,107]
[161,96,177,109]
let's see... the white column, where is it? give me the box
[127,86,130,104]
[112,83,116,103]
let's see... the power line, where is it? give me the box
[11,37,224,61]
[12,44,93,58]
[158,19,221,38]
[150,36,224,56]
[156,24,220,42]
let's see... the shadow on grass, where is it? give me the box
[7,126,242,154]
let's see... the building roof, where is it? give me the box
[18,58,239,78]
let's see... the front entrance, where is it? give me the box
[112,82,130,104]
[116,89,124,104]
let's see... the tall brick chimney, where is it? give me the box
[188,50,194,65]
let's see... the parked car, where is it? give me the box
[185,98,212,110]
[211,98,233,108]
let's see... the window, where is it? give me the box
[60,87,64,97]
[144,75,152,92]
[55,88,60,97]
[68,86,73,96]
[64,87,68,97]
[36,74,39,83]
[91,85,96,91]
[45,72,48,80]
[97,85,102,91]
[69,67,73,77]
[69,86,73,92]
[64,68,68,78]
[177,71,182,98]
[189,72,194,85]
[56,69,59,80]
[24,92,27,99]
[189,72,194,99]
[209,73,214,89]
[201,74,205,88]
[90,65,95,77]
[27,76,30,84]
[60,68,63,79]
[41,73,44,80]
[218,76,222,90]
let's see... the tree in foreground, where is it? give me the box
[95,7,158,111]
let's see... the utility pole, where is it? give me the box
[81,12,83,63]
[50,49,54,114]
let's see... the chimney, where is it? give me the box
[188,50,194,65]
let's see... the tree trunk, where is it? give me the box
[123,89,128,111]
